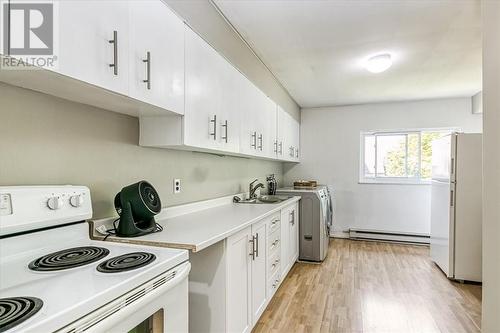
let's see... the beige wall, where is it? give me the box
[481,1,500,331]
[165,0,301,121]
[0,84,283,219]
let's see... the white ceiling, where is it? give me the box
[214,0,482,108]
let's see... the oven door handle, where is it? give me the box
[57,262,191,333]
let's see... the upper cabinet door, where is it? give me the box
[239,76,259,156]
[217,61,241,153]
[291,117,300,161]
[262,97,277,159]
[276,106,289,160]
[58,1,129,95]
[129,1,184,115]
[184,26,223,150]
[277,107,300,162]
[253,91,276,158]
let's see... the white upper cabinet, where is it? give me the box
[291,116,300,161]
[129,0,184,114]
[276,106,300,162]
[184,26,240,153]
[257,92,277,159]
[239,79,277,158]
[184,27,224,151]
[276,106,288,160]
[218,59,241,153]
[239,77,260,156]
[57,1,130,95]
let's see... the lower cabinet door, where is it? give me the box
[280,207,291,277]
[226,227,252,333]
[251,220,268,324]
[289,204,299,262]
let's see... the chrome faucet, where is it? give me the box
[249,179,265,199]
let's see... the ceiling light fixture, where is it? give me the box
[364,54,392,73]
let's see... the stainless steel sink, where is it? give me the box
[236,195,291,204]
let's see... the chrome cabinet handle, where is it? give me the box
[450,190,454,207]
[258,134,263,151]
[295,148,299,158]
[109,30,118,75]
[210,115,217,140]
[142,51,151,90]
[279,142,283,155]
[221,120,228,143]
[290,210,295,225]
[251,132,257,149]
[274,140,278,153]
[249,237,255,260]
[255,233,259,257]
[290,146,294,157]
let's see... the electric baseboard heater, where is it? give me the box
[349,228,430,244]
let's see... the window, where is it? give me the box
[360,129,454,184]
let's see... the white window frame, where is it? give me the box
[359,127,459,185]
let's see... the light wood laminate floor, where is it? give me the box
[254,239,481,333]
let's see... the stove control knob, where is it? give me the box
[70,194,84,208]
[47,196,63,210]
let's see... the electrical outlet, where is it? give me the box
[173,179,181,194]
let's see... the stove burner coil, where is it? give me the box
[28,246,110,271]
[97,252,156,273]
[0,297,43,332]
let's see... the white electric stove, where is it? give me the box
[0,186,190,333]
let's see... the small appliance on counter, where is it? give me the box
[267,174,278,195]
[114,180,162,237]
[293,180,318,189]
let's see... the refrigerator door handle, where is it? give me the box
[450,189,454,207]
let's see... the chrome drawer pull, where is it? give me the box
[142,51,151,90]
[108,30,118,75]
[210,115,217,140]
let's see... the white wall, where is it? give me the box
[284,98,482,236]
[481,1,500,331]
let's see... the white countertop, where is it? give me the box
[90,196,300,252]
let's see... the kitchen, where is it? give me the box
[0,1,499,333]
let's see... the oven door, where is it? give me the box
[59,262,190,333]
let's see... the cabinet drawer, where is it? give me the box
[268,214,281,233]
[267,228,281,255]
[268,252,281,277]
[268,270,281,297]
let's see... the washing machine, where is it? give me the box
[276,185,333,262]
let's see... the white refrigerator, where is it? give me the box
[430,133,482,282]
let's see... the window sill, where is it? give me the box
[359,179,432,185]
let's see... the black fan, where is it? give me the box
[114,181,162,237]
